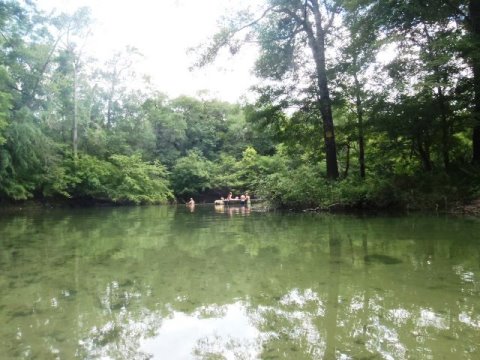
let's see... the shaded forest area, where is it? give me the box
[1,0,480,211]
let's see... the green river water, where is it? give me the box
[0,205,479,359]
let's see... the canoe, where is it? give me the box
[214,199,250,206]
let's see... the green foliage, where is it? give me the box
[58,154,173,204]
[171,151,213,198]
[257,147,480,211]
[143,95,188,166]
[255,13,296,80]
[257,161,395,210]
[259,163,326,209]
[237,146,285,191]
[208,146,288,196]
[210,153,243,191]
[0,110,56,200]
[0,66,11,146]
[65,154,113,199]
[107,154,173,204]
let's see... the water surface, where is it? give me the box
[0,205,479,359]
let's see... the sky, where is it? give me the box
[36,0,259,103]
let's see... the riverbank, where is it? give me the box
[296,199,480,217]
[0,197,130,214]
[450,198,480,216]
[258,169,480,217]
[2,195,479,218]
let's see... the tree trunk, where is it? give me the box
[308,1,339,179]
[318,82,339,179]
[107,97,112,130]
[354,71,366,178]
[474,122,480,163]
[470,0,480,164]
[107,81,114,130]
[423,24,450,170]
[436,86,450,170]
[417,139,432,172]
[73,62,78,159]
[343,143,350,178]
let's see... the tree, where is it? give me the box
[107,154,173,204]
[0,0,61,199]
[196,0,340,178]
[0,67,11,146]
[143,94,188,166]
[465,0,480,164]
[334,2,381,178]
[170,150,212,198]
[34,7,93,160]
[96,46,143,130]
[57,8,92,159]
[362,0,480,164]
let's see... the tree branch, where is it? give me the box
[27,32,65,107]
[275,7,305,29]
[192,6,275,67]
[232,6,275,34]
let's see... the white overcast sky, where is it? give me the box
[36,0,260,102]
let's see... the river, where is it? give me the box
[0,205,479,359]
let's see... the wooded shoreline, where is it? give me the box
[1,194,479,217]
[1,1,480,213]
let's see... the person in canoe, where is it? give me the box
[240,194,246,204]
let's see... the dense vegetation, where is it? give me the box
[1,0,480,210]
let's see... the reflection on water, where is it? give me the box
[0,206,479,359]
[214,204,251,216]
[141,303,260,359]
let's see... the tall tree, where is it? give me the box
[364,0,480,164]
[466,0,480,163]
[51,7,92,159]
[196,0,340,178]
[97,46,142,130]
[0,0,59,199]
[335,2,380,178]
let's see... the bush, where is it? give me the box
[171,151,213,197]
[48,154,174,205]
[107,154,173,204]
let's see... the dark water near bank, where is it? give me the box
[0,205,479,359]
